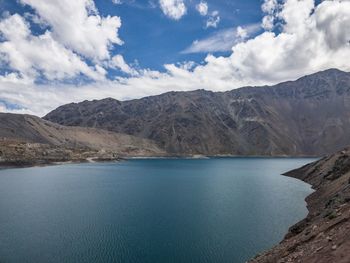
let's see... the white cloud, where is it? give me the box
[236,26,248,39]
[159,0,187,20]
[206,10,220,28]
[182,24,260,53]
[0,14,104,81]
[109,55,139,76]
[316,0,350,49]
[23,12,48,28]
[177,61,197,71]
[0,0,131,83]
[112,0,123,4]
[262,15,274,31]
[196,1,208,16]
[2,0,350,117]
[0,72,33,85]
[20,0,123,61]
[261,0,279,30]
[262,0,278,14]
[196,2,220,29]
[0,103,6,113]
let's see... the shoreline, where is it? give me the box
[249,149,350,262]
[126,154,320,159]
[0,154,319,169]
[0,157,123,170]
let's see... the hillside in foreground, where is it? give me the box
[250,148,350,262]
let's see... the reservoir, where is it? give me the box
[0,158,315,263]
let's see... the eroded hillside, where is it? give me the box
[44,69,350,156]
[0,113,165,166]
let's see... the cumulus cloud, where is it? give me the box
[109,55,139,76]
[182,24,260,53]
[0,0,132,83]
[0,14,105,81]
[196,1,208,16]
[159,0,187,20]
[200,0,350,83]
[20,0,123,61]
[196,2,219,29]
[261,0,279,30]
[316,1,350,49]
[206,10,220,28]
[262,0,278,13]
[1,0,350,117]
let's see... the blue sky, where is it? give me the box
[1,0,263,73]
[103,0,263,70]
[0,0,349,116]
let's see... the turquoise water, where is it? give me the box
[0,158,315,263]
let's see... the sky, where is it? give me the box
[0,0,349,116]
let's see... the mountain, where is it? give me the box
[250,147,350,262]
[44,69,350,156]
[0,113,164,166]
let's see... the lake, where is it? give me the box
[0,158,315,263]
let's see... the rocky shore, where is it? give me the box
[0,139,122,168]
[249,148,350,263]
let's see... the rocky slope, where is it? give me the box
[44,69,350,156]
[249,148,350,263]
[0,113,165,166]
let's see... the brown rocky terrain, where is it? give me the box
[44,69,350,156]
[0,113,165,167]
[249,148,350,263]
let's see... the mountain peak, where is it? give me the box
[44,69,350,156]
[299,68,349,80]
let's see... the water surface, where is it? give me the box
[0,158,315,263]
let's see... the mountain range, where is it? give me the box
[44,68,350,156]
[2,69,349,261]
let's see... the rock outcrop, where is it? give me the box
[249,148,350,263]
